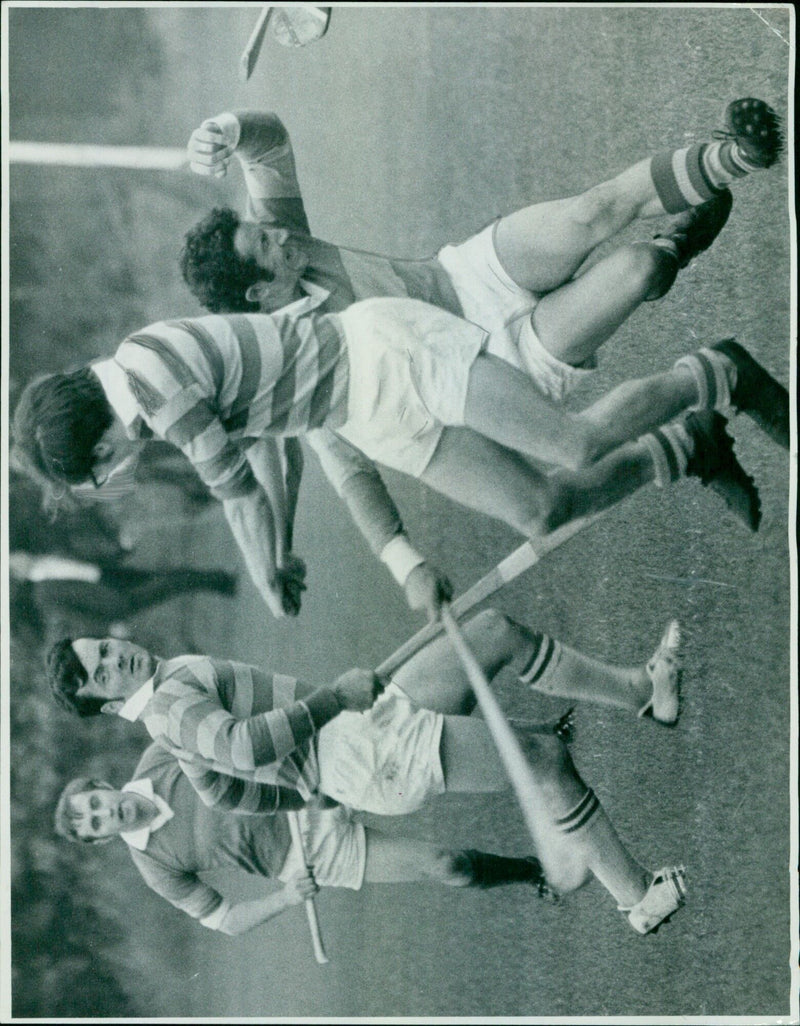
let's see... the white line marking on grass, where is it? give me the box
[642,572,737,589]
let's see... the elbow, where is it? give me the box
[216,919,244,937]
[213,907,247,936]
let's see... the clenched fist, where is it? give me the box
[332,668,385,712]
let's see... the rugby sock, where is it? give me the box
[650,142,762,214]
[461,850,549,890]
[673,348,735,412]
[640,421,693,488]
[555,789,649,907]
[554,788,602,836]
[519,634,650,713]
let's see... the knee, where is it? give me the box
[525,733,573,783]
[626,242,679,300]
[546,858,593,896]
[464,608,511,641]
[570,182,626,240]
[539,414,598,473]
[524,475,579,538]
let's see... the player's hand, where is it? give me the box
[276,554,307,616]
[283,870,319,906]
[278,575,304,616]
[281,553,307,583]
[404,563,453,622]
[332,668,386,712]
[187,119,235,178]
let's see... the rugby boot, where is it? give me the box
[463,850,557,902]
[715,97,784,168]
[684,410,761,531]
[656,188,733,269]
[621,865,687,935]
[638,620,682,726]
[525,857,560,903]
[707,338,790,449]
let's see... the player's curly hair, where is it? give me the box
[55,777,115,843]
[11,369,114,489]
[47,637,106,718]
[180,206,271,313]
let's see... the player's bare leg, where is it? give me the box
[414,428,658,538]
[494,161,682,293]
[419,415,760,538]
[494,98,782,293]
[393,608,534,715]
[463,353,700,470]
[394,608,682,725]
[417,427,666,539]
[529,242,679,368]
[464,330,788,473]
[437,721,685,930]
[362,832,551,897]
[418,427,562,538]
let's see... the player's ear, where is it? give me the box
[90,441,114,483]
[100,700,124,716]
[245,281,270,305]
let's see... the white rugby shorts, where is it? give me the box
[336,297,486,477]
[277,804,367,890]
[437,221,595,401]
[316,682,446,816]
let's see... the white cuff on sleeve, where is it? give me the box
[200,898,232,931]
[203,111,241,150]
[380,535,426,587]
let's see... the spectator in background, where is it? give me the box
[9,551,237,645]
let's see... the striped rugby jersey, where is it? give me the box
[232,109,465,317]
[113,310,349,501]
[138,654,341,813]
[127,742,292,925]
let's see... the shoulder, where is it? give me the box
[133,740,176,780]
[156,654,219,693]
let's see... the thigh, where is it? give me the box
[493,195,605,293]
[394,611,516,715]
[419,425,552,536]
[440,717,508,793]
[362,831,450,884]
[493,174,647,294]
[531,243,662,368]
[392,632,473,714]
[465,353,589,468]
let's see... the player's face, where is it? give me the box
[72,638,156,702]
[87,420,143,490]
[234,223,308,304]
[68,788,148,840]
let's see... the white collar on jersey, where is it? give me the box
[119,776,174,851]
[117,676,157,723]
[277,278,330,316]
[91,357,143,435]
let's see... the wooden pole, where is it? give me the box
[376,512,604,680]
[287,812,329,965]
